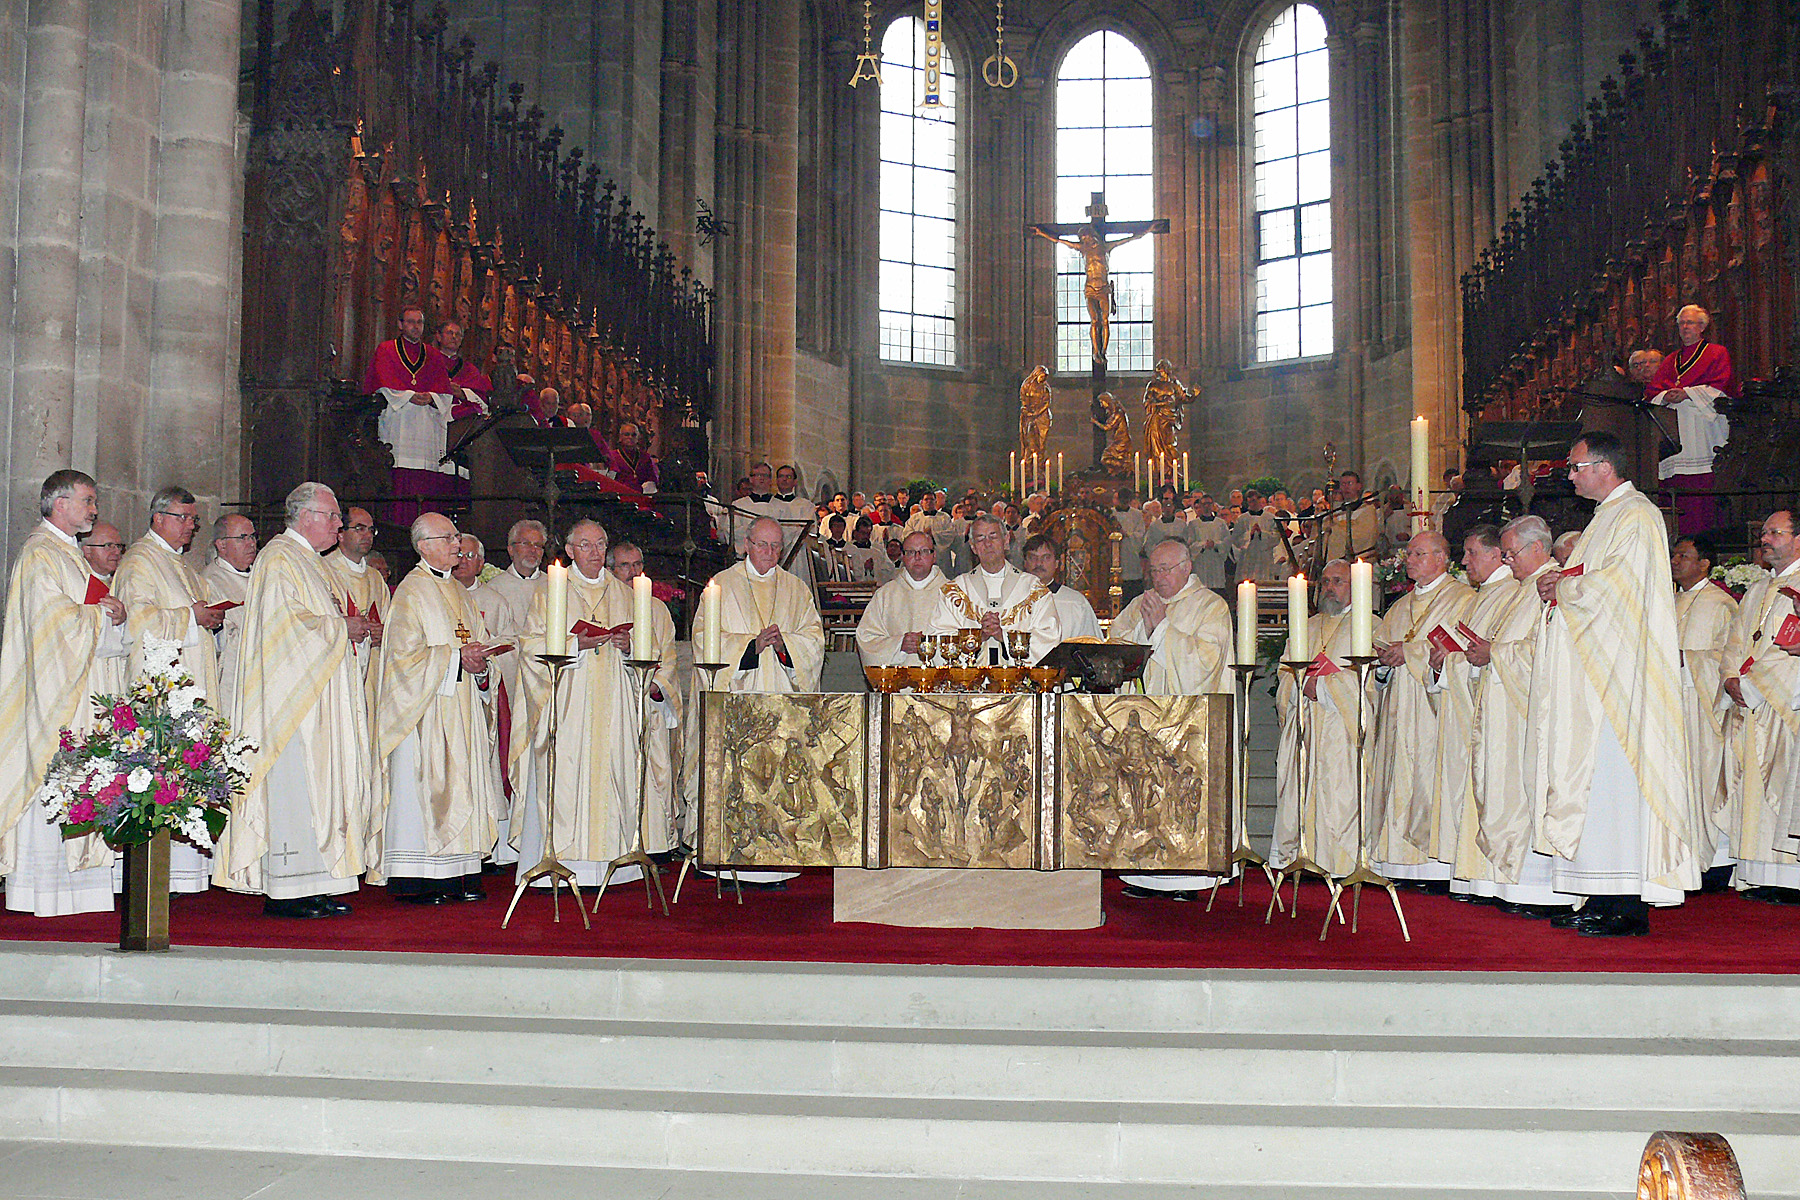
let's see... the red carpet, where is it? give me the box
[6,872,1800,973]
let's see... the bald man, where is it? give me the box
[202,514,257,712]
[80,522,126,585]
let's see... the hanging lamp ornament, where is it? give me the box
[848,0,882,87]
[920,0,945,109]
[983,0,1018,88]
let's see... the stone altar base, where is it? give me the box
[833,867,1103,928]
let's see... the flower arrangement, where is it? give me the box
[34,633,254,849]
[1710,557,1769,597]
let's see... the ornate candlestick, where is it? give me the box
[1318,654,1411,942]
[1266,660,1335,925]
[1208,662,1283,913]
[594,657,673,916]
[502,653,589,930]
[672,662,742,905]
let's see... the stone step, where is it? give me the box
[7,945,1800,1041]
[3,1001,1799,1113]
[4,1066,1799,1192]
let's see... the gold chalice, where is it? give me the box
[1006,629,1032,662]
[1027,665,1064,693]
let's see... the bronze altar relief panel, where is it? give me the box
[1057,695,1232,872]
[699,693,864,868]
[881,694,1039,869]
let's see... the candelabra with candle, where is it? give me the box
[501,652,588,930]
[1265,657,1337,925]
[594,656,672,915]
[1318,653,1411,942]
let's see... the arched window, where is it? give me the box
[1249,4,1332,362]
[878,17,957,366]
[1054,30,1155,374]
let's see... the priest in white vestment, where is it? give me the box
[217,483,377,918]
[928,515,1061,665]
[608,540,684,856]
[1671,534,1739,879]
[112,486,226,895]
[1110,538,1234,898]
[0,471,130,916]
[1528,432,1699,935]
[373,513,505,904]
[1023,534,1103,641]
[1720,509,1800,899]
[1273,560,1364,877]
[1459,517,1576,916]
[1369,532,1475,886]
[510,520,680,890]
[325,506,389,686]
[202,513,258,713]
[855,531,944,666]
[475,518,547,865]
[1426,525,1518,899]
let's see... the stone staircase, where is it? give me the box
[1,943,1798,1197]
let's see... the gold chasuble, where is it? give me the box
[1720,561,1800,881]
[0,524,121,880]
[1273,612,1365,876]
[508,567,663,865]
[1431,566,1521,880]
[712,560,825,692]
[374,566,505,869]
[114,532,219,697]
[1528,482,1698,897]
[1108,578,1233,694]
[1369,572,1474,872]
[1675,579,1738,866]
[218,531,376,894]
[1470,563,1552,884]
[929,565,1061,666]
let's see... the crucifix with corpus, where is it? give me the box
[1028,191,1170,468]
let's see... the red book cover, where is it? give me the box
[1426,625,1463,655]
[368,601,379,623]
[485,643,514,657]
[571,620,631,640]
[1780,585,1800,604]
[345,596,357,619]
[83,575,109,604]
[1742,656,1757,676]
[1775,613,1800,650]
[1562,563,1585,578]
[1307,651,1341,677]
[206,600,242,613]
[1455,621,1483,644]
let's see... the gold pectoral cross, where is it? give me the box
[454,620,471,645]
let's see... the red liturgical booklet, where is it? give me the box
[1426,625,1463,655]
[1307,651,1341,677]
[1775,613,1800,650]
[83,576,109,604]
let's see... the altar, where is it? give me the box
[697,690,1233,927]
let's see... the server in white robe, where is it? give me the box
[1186,495,1234,592]
[373,513,505,903]
[475,518,548,865]
[1022,534,1103,641]
[1109,539,1235,899]
[1528,432,1699,936]
[607,540,684,855]
[927,515,1062,666]
[1671,534,1738,878]
[0,472,130,916]
[202,514,258,713]
[1720,509,1800,899]
[1272,560,1364,877]
[855,532,945,666]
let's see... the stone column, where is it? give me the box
[144,0,243,510]
[7,0,89,552]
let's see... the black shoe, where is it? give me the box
[1699,865,1735,893]
[450,875,486,903]
[319,896,352,915]
[1495,901,1570,920]
[1119,883,1198,901]
[1574,910,1649,937]
[263,896,328,919]
[480,860,509,876]
[1743,885,1800,905]
[730,878,789,892]
[392,889,450,906]
[1550,907,1585,929]
[1420,879,1451,895]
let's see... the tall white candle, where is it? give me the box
[544,560,568,656]
[1010,451,1017,496]
[1349,560,1374,657]
[1182,451,1189,493]
[1057,452,1064,494]
[1135,453,1142,493]
[1236,579,1257,666]
[702,580,722,662]
[1411,416,1430,532]
[1288,573,1309,662]
[631,574,653,659]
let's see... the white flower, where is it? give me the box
[139,634,183,682]
[126,767,153,793]
[1724,563,1770,589]
[169,685,203,718]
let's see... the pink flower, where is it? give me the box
[68,797,95,824]
[182,742,212,768]
[97,775,126,803]
[111,704,137,733]
[153,776,178,806]
[58,730,76,752]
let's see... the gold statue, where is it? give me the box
[1028,223,1153,365]
[1018,365,1052,462]
[1091,391,1132,475]
[1141,360,1196,465]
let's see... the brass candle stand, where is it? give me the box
[502,652,589,930]
[1266,659,1335,925]
[1209,663,1283,913]
[1319,654,1411,942]
[672,662,743,905]
[594,657,672,916]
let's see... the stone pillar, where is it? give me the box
[7,0,89,552]
[144,0,243,510]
